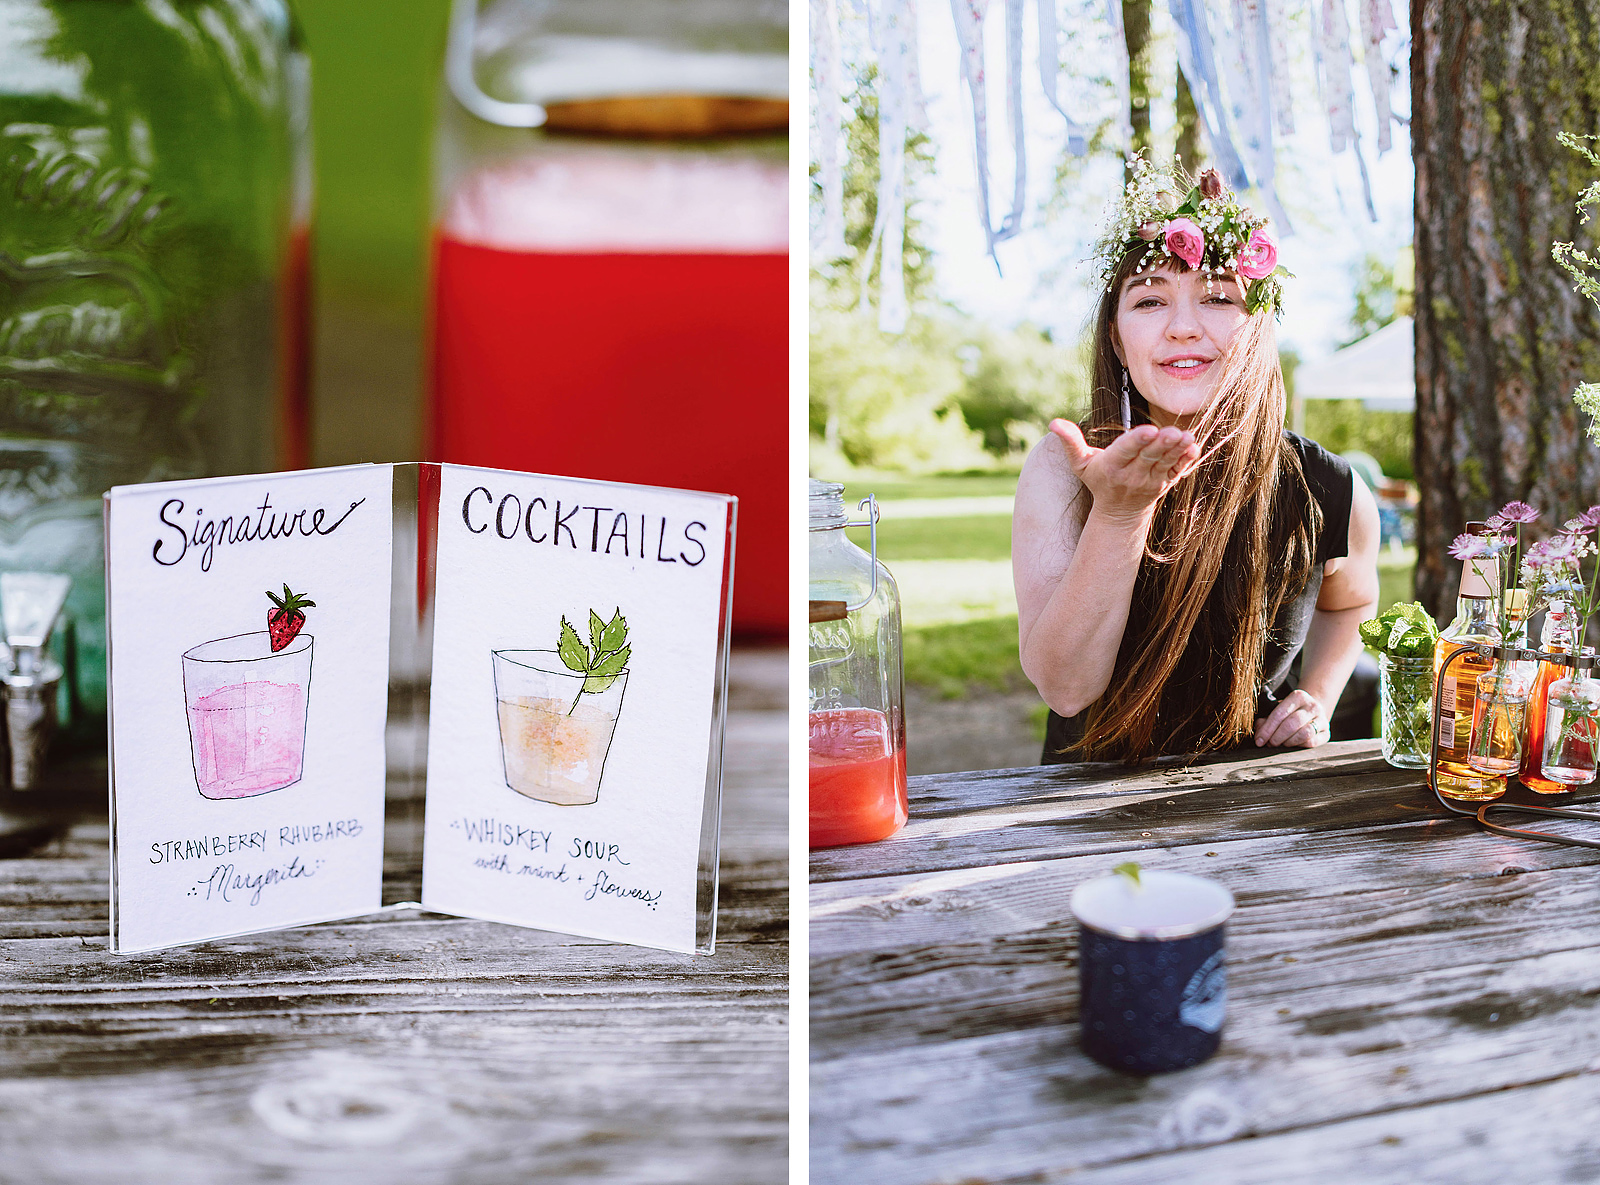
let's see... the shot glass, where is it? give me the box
[491,650,628,806]
[182,631,313,799]
[1070,868,1234,1075]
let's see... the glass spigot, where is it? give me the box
[0,572,71,791]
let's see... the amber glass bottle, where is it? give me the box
[1434,560,1505,800]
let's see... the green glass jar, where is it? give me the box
[0,0,311,754]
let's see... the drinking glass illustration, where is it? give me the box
[492,650,628,806]
[182,632,313,799]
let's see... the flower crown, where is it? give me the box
[1092,155,1291,316]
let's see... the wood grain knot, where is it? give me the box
[251,1060,422,1147]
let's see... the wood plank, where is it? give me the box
[810,856,1600,1183]
[811,743,1451,882]
[810,810,1600,960]
[1041,1069,1600,1185]
[0,647,788,1185]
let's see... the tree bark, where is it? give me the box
[1413,0,1600,619]
[1123,0,1152,179]
[1175,66,1202,176]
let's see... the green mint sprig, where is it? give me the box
[1358,601,1440,658]
[1113,861,1142,888]
[557,608,630,715]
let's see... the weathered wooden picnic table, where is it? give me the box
[0,647,787,1184]
[811,738,1600,1183]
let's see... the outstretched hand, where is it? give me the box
[1254,688,1330,748]
[1048,419,1201,524]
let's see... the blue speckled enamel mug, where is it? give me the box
[1070,869,1234,1075]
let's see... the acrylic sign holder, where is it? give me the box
[1429,641,1600,849]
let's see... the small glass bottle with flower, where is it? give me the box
[1521,507,1600,787]
[1447,504,1542,779]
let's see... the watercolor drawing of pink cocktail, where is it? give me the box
[181,586,315,800]
[493,608,630,806]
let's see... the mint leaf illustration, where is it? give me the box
[584,644,631,694]
[560,608,630,712]
[599,607,627,653]
[558,617,590,675]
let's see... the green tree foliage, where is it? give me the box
[810,301,987,473]
[955,324,1087,454]
[813,65,937,307]
[1345,252,1399,346]
[810,65,1088,473]
[1300,402,1414,480]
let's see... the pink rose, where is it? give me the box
[1163,217,1205,268]
[1238,227,1278,280]
[1136,221,1161,241]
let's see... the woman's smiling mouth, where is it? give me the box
[1159,356,1214,379]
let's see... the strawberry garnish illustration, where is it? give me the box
[266,584,315,652]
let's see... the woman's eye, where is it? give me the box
[1205,294,1235,306]
[1133,297,1162,309]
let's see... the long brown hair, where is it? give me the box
[1066,250,1319,761]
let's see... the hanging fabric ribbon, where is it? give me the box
[811,0,848,261]
[996,0,1027,248]
[905,0,930,132]
[1243,0,1294,231]
[1168,0,1251,192]
[949,0,997,261]
[1266,0,1293,136]
[1359,0,1398,153]
[866,0,915,332]
[1037,0,1088,155]
[1316,0,1377,219]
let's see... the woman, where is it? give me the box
[1013,161,1379,762]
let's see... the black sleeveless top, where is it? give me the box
[1040,432,1353,763]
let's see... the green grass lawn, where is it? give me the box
[837,473,1021,502]
[847,515,1014,562]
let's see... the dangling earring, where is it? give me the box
[1120,368,1132,431]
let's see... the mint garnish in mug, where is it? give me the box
[558,608,630,714]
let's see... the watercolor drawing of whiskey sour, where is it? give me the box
[492,608,630,806]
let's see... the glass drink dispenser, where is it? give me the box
[0,1,310,780]
[430,0,788,637]
[809,480,907,848]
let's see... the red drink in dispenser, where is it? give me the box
[809,480,907,848]
[430,150,787,634]
[809,708,908,848]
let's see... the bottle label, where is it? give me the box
[1438,678,1456,748]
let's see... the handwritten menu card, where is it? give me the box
[105,464,735,956]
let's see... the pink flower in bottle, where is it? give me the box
[1495,500,1540,525]
[1566,505,1600,531]
[1163,217,1205,268]
[1237,227,1278,280]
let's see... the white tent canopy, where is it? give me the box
[1293,315,1414,411]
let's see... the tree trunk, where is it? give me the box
[1413,0,1600,620]
[1123,0,1152,179]
[1175,66,1201,176]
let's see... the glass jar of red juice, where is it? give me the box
[429,0,788,636]
[809,480,907,848]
